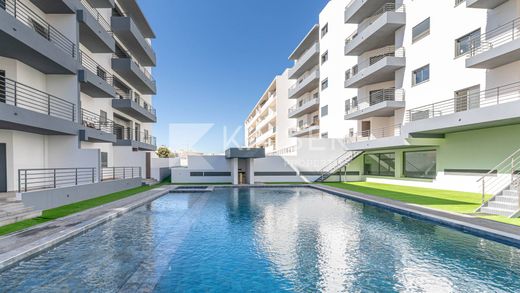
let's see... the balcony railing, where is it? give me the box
[114,126,157,146]
[80,0,111,32]
[113,45,155,83]
[115,93,156,116]
[346,89,405,115]
[407,81,520,122]
[79,50,114,85]
[101,167,141,181]
[345,124,402,144]
[81,108,114,134]
[2,0,76,58]
[0,75,76,121]
[18,168,96,192]
[345,47,405,80]
[468,17,520,57]
[345,3,405,46]
[289,119,320,136]
[289,97,320,116]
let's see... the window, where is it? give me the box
[404,150,437,179]
[321,105,328,117]
[455,29,480,57]
[454,85,480,112]
[321,51,328,64]
[412,65,430,86]
[101,152,108,168]
[321,24,328,38]
[412,17,430,42]
[321,78,328,90]
[364,153,395,176]
[321,132,329,138]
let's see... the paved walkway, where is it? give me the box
[311,184,520,247]
[0,185,174,271]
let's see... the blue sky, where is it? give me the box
[139,0,328,153]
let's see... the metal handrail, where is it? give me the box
[114,93,156,116]
[477,148,520,205]
[81,108,114,134]
[79,0,111,32]
[289,97,320,116]
[288,121,320,135]
[345,47,405,80]
[468,17,520,57]
[316,150,363,182]
[345,124,402,144]
[79,50,114,85]
[0,75,76,121]
[18,168,96,192]
[101,167,141,181]
[3,0,76,58]
[406,81,520,122]
[113,125,157,146]
[346,89,405,115]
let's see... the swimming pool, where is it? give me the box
[1,187,520,292]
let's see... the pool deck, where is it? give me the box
[1,183,520,272]
[0,185,174,272]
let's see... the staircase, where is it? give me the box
[315,151,363,182]
[0,193,42,227]
[477,148,520,218]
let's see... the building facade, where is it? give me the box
[0,0,157,211]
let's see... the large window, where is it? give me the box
[412,17,430,43]
[455,29,480,57]
[364,153,395,176]
[412,65,430,86]
[404,150,437,179]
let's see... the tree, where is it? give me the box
[156,146,172,158]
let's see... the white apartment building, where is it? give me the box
[245,70,296,154]
[0,0,157,220]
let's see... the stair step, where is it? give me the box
[480,206,516,217]
[0,203,26,212]
[0,210,42,227]
[494,195,519,204]
[486,201,518,211]
[503,190,519,197]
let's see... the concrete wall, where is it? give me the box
[21,178,142,210]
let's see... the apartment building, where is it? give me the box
[245,70,296,154]
[0,0,157,219]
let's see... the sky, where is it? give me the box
[138,0,329,153]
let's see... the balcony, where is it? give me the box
[255,128,276,145]
[344,3,406,56]
[111,57,156,95]
[116,0,155,39]
[288,43,320,79]
[77,0,115,53]
[113,126,157,151]
[345,47,405,88]
[466,0,508,9]
[345,124,406,151]
[405,81,520,136]
[29,0,76,13]
[345,89,405,120]
[79,108,116,143]
[89,0,114,8]
[288,69,320,99]
[111,16,156,66]
[289,123,320,138]
[466,18,520,69]
[0,0,77,74]
[0,76,78,135]
[112,96,157,123]
[78,51,117,98]
[289,97,320,118]
[345,0,389,24]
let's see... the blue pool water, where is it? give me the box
[1,187,520,292]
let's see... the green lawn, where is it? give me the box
[0,180,169,237]
[321,182,520,227]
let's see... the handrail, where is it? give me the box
[346,89,405,115]
[345,47,405,80]
[79,0,111,32]
[289,97,319,115]
[477,148,520,204]
[79,50,114,85]
[0,75,76,121]
[3,0,76,58]
[18,168,96,192]
[115,94,156,116]
[81,108,114,134]
[345,124,402,144]
[316,150,363,182]
[101,167,141,181]
[407,81,520,122]
[113,125,157,146]
[468,17,520,57]
[289,120,320,135]
[289,69,320,94]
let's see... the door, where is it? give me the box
[0,144,6,192]
[361,121,371,137]
[0,70,5,103]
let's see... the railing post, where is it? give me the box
[132,167,134,178]
[123,167,126,179]
[113,167,115,180]
[482,179,485,205]
[48,95,51,116]
[92,168,95,183]
[24,169,27,192]
[18,169,21,192]
[497,87,500,105]
[75,168,78,185]
[14,82,17,106]
[53,169,56,189]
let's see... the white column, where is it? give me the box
[231,158,239,185]
[247,158,255,184]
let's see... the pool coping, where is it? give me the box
[0,185,174,272]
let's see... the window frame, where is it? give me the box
[321,78,329,91]
[321,51,328,64]
[455,29,481,58]
[403,150,437,179]
[412,64,430,86]
[364,152,396,177]
[412,17,430,43]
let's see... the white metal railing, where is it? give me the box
[268,145,297,156]
[477,148,520,206]
[289,97,320,117]
[345,124,402,144]
[345,47,405,80]
[468,17,520,57]
[346,89,405,115]
[289,120,320,136]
